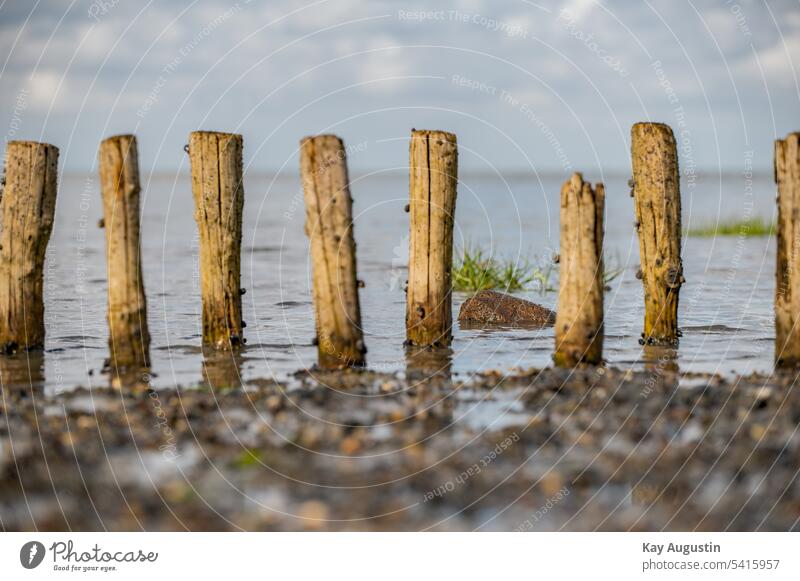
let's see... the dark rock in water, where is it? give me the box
[458,290,556,327]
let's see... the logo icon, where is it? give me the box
[20,541,45,569]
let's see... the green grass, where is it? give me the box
[453,246,625,294]
[452,247,549,293]
[686,217,775,237]
[233,448,263,468]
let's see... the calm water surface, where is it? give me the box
[15,170,776,391]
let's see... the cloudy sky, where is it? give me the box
[1,0,798,173]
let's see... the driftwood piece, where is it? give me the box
[300,134,365,368]
[775,132,800,367]
[631,122,683,345]
[554,173,604,367]
[98,134,150,370]
[406,129,458,347]
[0,141,58,352]
[189,131,244,349]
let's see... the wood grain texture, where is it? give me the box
[406,130,458,347]
[631,122,683,345]
[554,173,605,367]
[775,132,800,367]
[300,135,365,368]
[98,134,150,370]
[0,141,58,352]
[189,131,244,349]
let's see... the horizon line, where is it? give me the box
[56,167,776,178]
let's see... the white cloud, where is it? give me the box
[560,0,600,21]
[0,0,797,171]
[747,37,800,86]
[28,70,63,110]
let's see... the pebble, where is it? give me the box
[298,501,329,530]
[340,435,361,455]
[2,365,799,531]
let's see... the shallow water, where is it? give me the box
[7,169,776,391]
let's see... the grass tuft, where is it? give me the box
[452,247,550,293]
[686,217,775,237]
[453,246,625,294]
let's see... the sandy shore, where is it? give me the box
[1,364,799,531]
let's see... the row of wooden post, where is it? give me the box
[1,126,798,376]
[555,122,684,365]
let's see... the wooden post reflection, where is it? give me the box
[641,344,679,375]
[405,345,453,382]
[0,351,45,389]
[201,347,244,389]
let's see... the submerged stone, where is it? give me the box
[458,290,556,327]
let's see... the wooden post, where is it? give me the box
[775,132,800,367]
[189,131,244,349]
[98,135,150,370]
[406,130,458,347]
[554,173,605,367]
[631,122,683,345]
[0,141,58,353]
[300,135,365,368]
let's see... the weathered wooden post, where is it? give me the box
[406,130,458,347]
[0,141,58,352]
[189,131,244,349]
[631,122,683,345]
[775,132,800,367]
[554,173,605,366]
[299,134,365,368]
[98,134,150,370]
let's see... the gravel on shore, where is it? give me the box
[1,364,799,531]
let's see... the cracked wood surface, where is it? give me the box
[406,130,458,348]
[0,141,58,352]
[300,135,365,368]
[775,132,800,367]
[189,131,244,350]
[98,134,150,370]
[631,122,683,345]
[554,173,605,367]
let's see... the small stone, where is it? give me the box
[265,395,283,412]
[340,435,361,455]
[749,424,766,440]
[76,416,96,430]
[298,500,329,530]
[163,480,191,503]
[752,387,773,401]
[540,471,564,497]
[59,432,76,447]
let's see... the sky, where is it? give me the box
[0,0,798,174]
